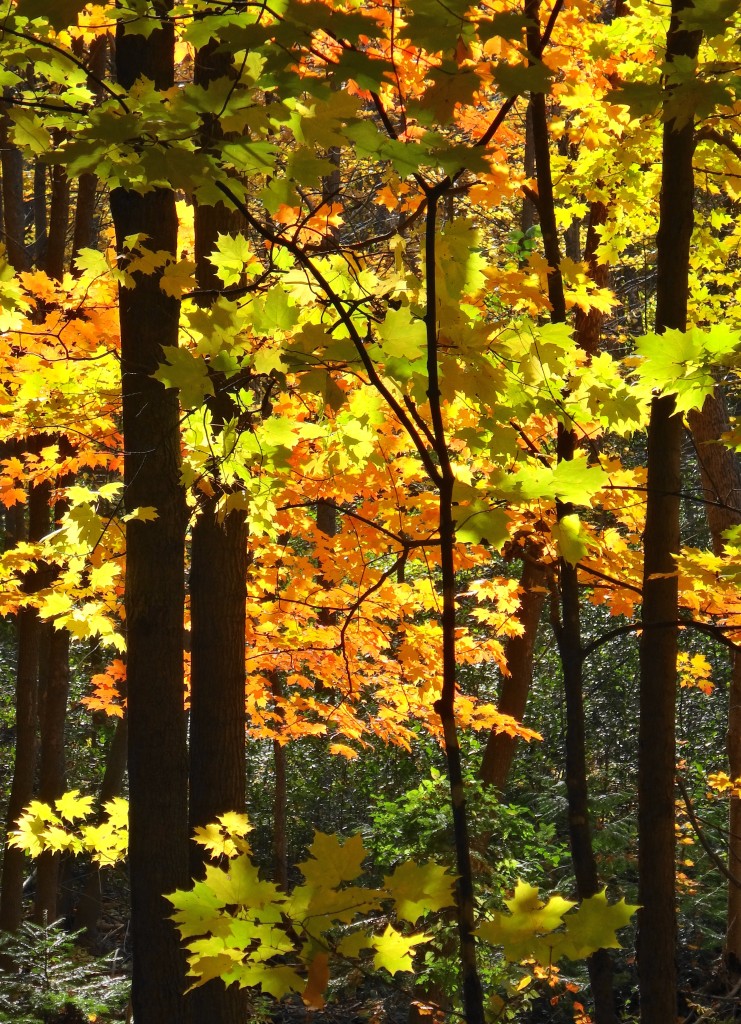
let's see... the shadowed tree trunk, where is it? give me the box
[479,558,546,791]
[524,2,616,1015]
[73,714,129,945]
[110,5,189,1021]
[186,21,249,1024]
[687,393,741,969]
[0,476,51,932]
[637,3,700,1019]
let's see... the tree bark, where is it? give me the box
[479,558,546,791]
[186,25,249,1024]
[111,8,189,1022]
[33,625,70,925]
[637,4,700,1019]
[0,477,51,932]
[525,4,616,1015]
[0,123,28,272]
[687,393,741,968]
[73,714,129,945]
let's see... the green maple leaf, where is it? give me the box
[384,861,456,924]
[14,0,91,27]
[153,347,214,411]
[220,140,278,174]
[679,0,739,37]
[9,109,52,156]
[377,306,426,360]
[500,454,607,506]
[298,831,367,888]
[476,881,575,962]
[234,963,305,1000]
[436,219,487,302]
[551,514,595,567]
[555,890,639,961]
[301,884,382,926]
[208,234,260,288]
[203,855,283,909]
[169,880,232,940]
[493,60,552,98]
[634,327,737,414]
[372,923,429,975]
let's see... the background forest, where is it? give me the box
[0,0,740,1022]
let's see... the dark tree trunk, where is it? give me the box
[71,36,106,269]
[33,624,70,925]
[111,8,189,1022]
[185,26,249,1024]
[1,124,28,272]
[45,163,70,282]
[637,4,700,1019]
[687,394,741,966]
[525,5,616,1014]
[0,478,51,932]
[479,558,546,791]
[32,162,47,268]
[73,714,129,945]
[270,672,288,890]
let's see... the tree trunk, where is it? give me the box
[479,558,546,791]
[1,123,28,272]
[44,162,70,282]
[0,477,51,932]
[33,625,70,925]
[637,4,700,1019]
[687,393,741,968]
[185,27,249,1024]
[525,4,616,1014]
[71,36,107,269]
[73,714,128,945]
[111,8,189,1022]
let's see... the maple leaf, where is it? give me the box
[372,923,429,975]
[298,832,367,888]
[169,880,231,940]
[153,347,215,411]
[204,855,283,909]
[208,233,260,287]
[384,861,456,924]
[54,789,95,823]
[555,891,639,961]
[476,881,575,962]
[551,515,597,567]
[160,258,197,298]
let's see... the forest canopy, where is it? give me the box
[0,0,741,1022]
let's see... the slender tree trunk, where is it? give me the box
[71,35,107,269]
[525,5,616,1015]
[32,162,47,268]
[0,122,28,272]
[479,559,546,791]
[0,477,51,932]
[637,5,700,1019]
[424,181,484,1024]
[478,103,543,797]
[45,162,70,282]
[687,393,741,968]
[33,625,70,925]
[111,7,189,1021]
[73,714,129,945]
[270,672,288,890]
